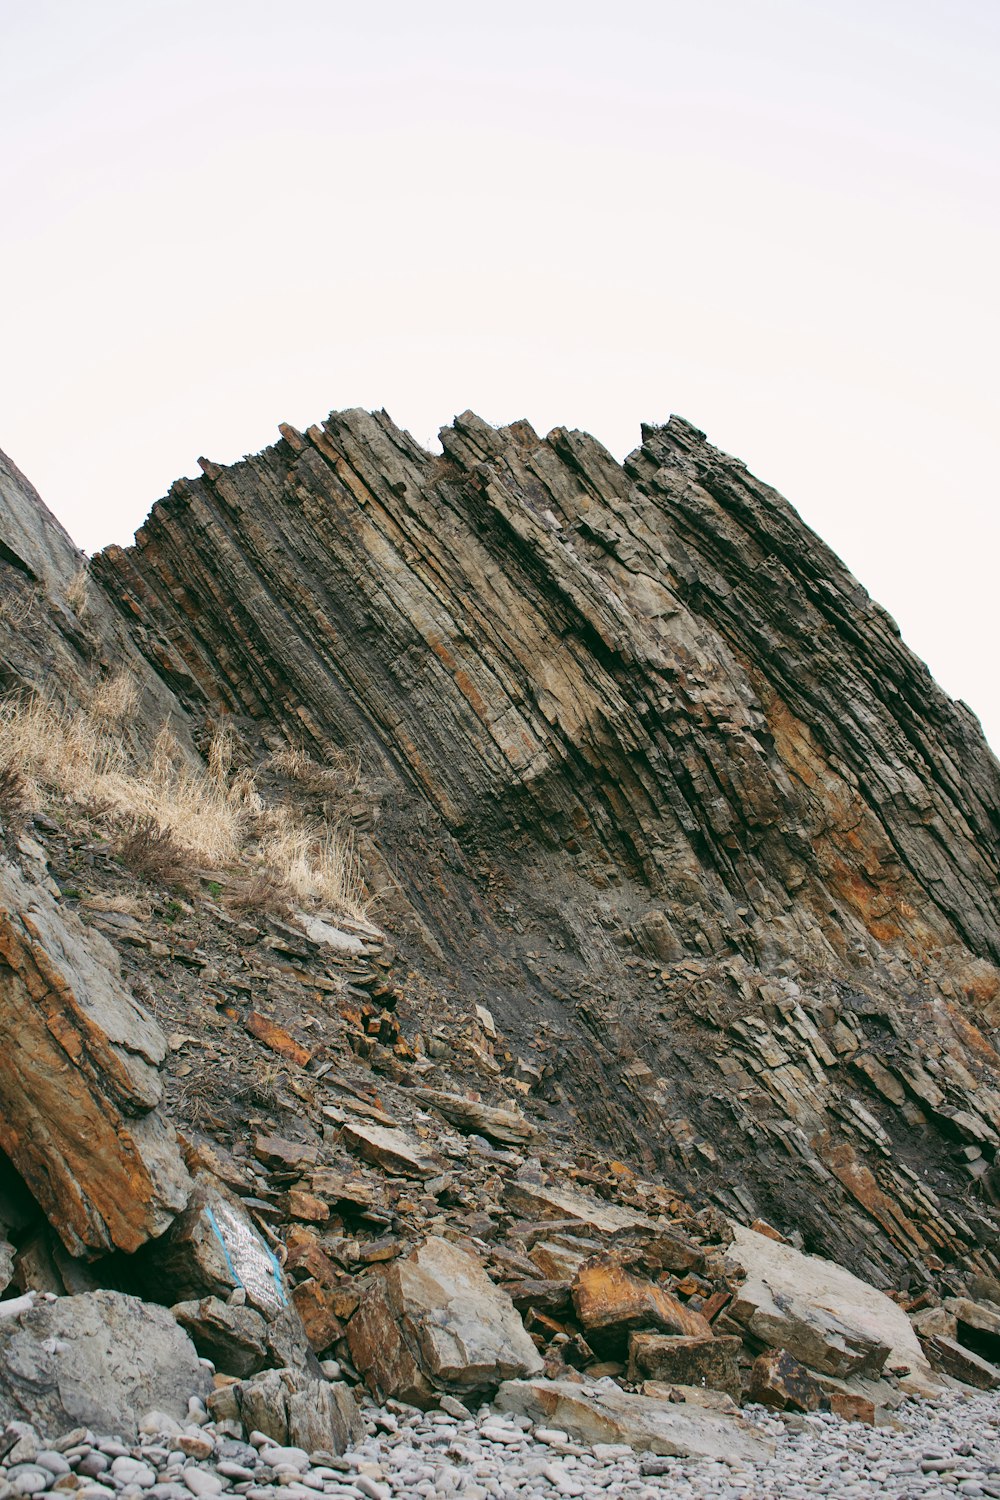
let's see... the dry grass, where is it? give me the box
[64,568,89,619]
[0,683,369,919]
[81,890,154,919]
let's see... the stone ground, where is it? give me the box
[3,1390,1000,1500]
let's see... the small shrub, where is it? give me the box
[113,815,191,888]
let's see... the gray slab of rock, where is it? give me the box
[495,1377,774,1461]
[339,1121,437,1179]
[347,1235,543,1407]
[412,1089,538,1146]
[504,1178,657,1236]
[728,1223,939,1392]
[0,1290,212,1440]
[944,1297,1000,1360]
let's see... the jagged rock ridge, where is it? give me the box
[82,408,1000,1289]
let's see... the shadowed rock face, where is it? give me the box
[61,407,1000,1284]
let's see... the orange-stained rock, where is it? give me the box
[571,1255,712,1356]
[0,855,191,1257]
[748,1348,823,1412]
[828,1391,876,1424]
[290,1277,344,1353]
[245,1012,312,1067]
[283,1189,330,1223]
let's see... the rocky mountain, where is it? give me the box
[1,407,1000,1460]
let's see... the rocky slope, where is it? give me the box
[1,408,1000,1464]
[86,409,1000,1287]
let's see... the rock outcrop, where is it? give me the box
[0,1290,212,1439]
[0,852,191,1256]
[87,408,1000,1287]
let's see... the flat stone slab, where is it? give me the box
[495,1377,774,1461]
[505,1178,658,1236]
[728,1224,940,1393]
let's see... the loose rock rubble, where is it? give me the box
[2,1387,1000,1500]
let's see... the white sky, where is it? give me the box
[2,0,998,748]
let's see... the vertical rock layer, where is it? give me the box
[81,409,1000,1284]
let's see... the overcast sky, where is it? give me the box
[1,0,997,748]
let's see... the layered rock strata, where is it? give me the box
[88,409,1000,1287]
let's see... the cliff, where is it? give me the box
[74,407,1000,1289]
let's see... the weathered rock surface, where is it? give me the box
[412,1087,538,1145]
[0,1290,211,1439]
[495,1376,774,1461]
[919,1333,1000,1390]
[142,1184,287,1317]
[208,1369,363,1453]
[728,1224,935,1389]
[347,1235,543,1406]
[944,1295,1000,1361]
[572,1254,712,1355]
[0,855,191,1256]
[87,408,1000,1288]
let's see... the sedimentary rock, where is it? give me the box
[208,1369,363,1453]
[88,408,1000,1287]
[0,855,191,1256]
[728,1225,934,1388]
[571,1255,712,1356]
[347,1235,543,1406]
[170,1296,270,1377]
[0,1290,212,1439]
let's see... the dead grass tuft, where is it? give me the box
[0,686,371,920]
[64,568,89,619]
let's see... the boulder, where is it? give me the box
[827,1391,876,1424]
[347,1235,543,1407]
[289,1277,344,1353]
[909,1306,957,1340]
[143,1184,288,1318]
[728,1225,938,1391]
[0,1290,211,1439]
[628,1333,742,1401]
[0,857,191,1256]
[748,1349,824,1412]
[170,1296,269,1378]
[571,1255,711,1356]
[495,1377,774,1461]
[207,1369,363,1453]
[919,1333,1000,1390]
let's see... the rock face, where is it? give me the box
[347,1236,544,1406]
[88,408,1000,1287]
[0,1290,212,1439]
[0,854,191,1256]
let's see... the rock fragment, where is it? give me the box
[347,1235,543,1406]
